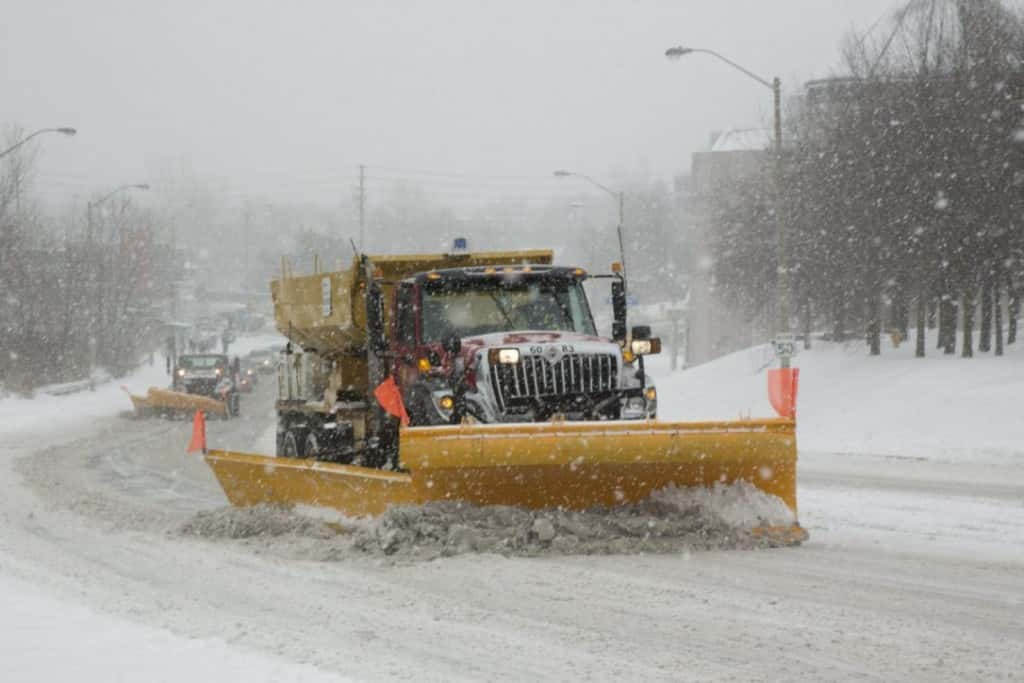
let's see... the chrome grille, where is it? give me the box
[489,353,618,412]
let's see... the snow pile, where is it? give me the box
[179,482,794,561]
[650,334,1024,463]
[182,505,338,540]
[0,360,170,437]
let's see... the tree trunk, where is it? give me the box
[915,293,926,358]
[833,297,846,342]
[1009,288,1019,345]
[803,297,812,350]
[868,294,881,356]
[979,279,992,352]
[994,284,1004,357]
[962,287,974,358]
[892,290,909,339]
[939,295,956,354]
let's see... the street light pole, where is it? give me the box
[553,169,627,286]
[665,45,790,367]
[86,182,150,379]
[0,127,76,160]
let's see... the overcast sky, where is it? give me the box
[2,0,897,208]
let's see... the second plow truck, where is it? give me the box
[204,245,806,543]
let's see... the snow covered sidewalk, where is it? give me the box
[651,335,1024,464]
[0,572,348,683]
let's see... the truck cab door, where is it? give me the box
[391,283,419,390]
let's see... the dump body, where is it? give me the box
[271,250,554,357]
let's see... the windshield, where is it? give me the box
[178,356,225,369]
[421,279,596,341]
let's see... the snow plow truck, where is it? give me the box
[203,245,806,542]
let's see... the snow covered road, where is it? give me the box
[2,346,1023,681]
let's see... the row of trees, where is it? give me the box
[0,132,166,393]
[704,0,1023,357]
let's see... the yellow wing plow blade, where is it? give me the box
[127,387,228,418]
[204,418,805,544]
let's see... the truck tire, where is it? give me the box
[303,431,321,459]
[280,429,304,458]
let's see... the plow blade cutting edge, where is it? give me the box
[205,418,806,544]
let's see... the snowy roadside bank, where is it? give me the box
[650,335,1024,464]
[0,333,285,439]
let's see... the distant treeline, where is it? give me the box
[0,140,164,392]
[704,0,1023,357]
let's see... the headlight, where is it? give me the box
[246,369,254,375]
[215,368,222,376]
[176,369,185,377]
[644,387,657,402]
[439,395,455,411]
[489,348,520,364]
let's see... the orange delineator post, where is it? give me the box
[187,410,207,454]
[768,368,800,419]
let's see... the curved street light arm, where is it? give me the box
[666,47,773,89]
[87,183,150,241]
[553,169,627,287]
[0,127,76,160]
[89,183,150,209]
[570,172,618,200]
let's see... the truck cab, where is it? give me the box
[173,353,240,416]
[390,265,657,425]
[271,247,658,463]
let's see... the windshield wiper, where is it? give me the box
[488,291,516,327]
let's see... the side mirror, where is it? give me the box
[631,325,652,340]
[611,280,627,342]
[442,334,462,355]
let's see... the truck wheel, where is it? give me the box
[303,431,321,459]
[280,429,304,458]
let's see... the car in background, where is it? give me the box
[238,359,260,392]
[248,349,277,374]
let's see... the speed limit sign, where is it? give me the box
[772,334,796,360]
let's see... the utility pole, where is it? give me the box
[358,164,366,252]
[243,208,250,294]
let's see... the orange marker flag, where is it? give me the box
[767,368,800,419]
[373,376,410,426]
[187,409,207,454]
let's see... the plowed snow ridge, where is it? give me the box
[179,482,795,560]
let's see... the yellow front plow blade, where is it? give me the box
[204,418,805,543]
